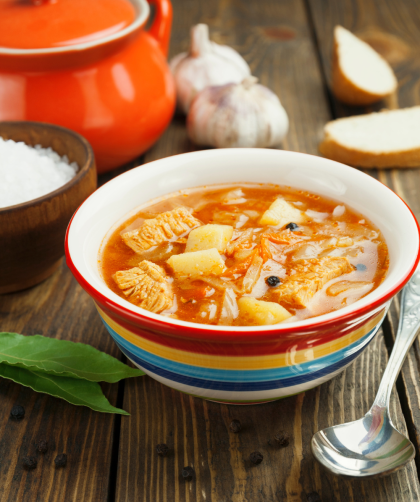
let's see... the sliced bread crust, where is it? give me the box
[332,26,397,106]
[319,107,420,168]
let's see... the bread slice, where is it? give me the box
[332,26,397,106]
[319,107,420,168]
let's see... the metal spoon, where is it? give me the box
[311,268,420,478]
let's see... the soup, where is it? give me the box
[100,184,389,326]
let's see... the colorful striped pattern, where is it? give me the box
[96,305,387,404]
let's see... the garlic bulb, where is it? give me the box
[187,77,289,148]
[169,24,251,114]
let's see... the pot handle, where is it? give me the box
[147,0,173,57]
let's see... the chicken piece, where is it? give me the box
[122,207,201,253]
[113,260,173,313]
[273,257,354,308]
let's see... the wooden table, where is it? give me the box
[2,0,420,500]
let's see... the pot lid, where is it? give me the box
[0,0,137,50]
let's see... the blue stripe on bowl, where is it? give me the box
[102,321,380,383]
[114,336,373,391]
[102,323,380,392]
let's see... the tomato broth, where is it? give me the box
[100,184,389,326]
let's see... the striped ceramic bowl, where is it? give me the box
[65,149,420,404]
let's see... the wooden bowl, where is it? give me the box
[0,121,96,294]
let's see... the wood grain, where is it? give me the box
[2,0,420,500]
[115,0,420,500]
[383,293,420,475]
[147,0,332,159]
[307,0,420,477]
[116,330,420,502]
[306,0,420,115]
[0,264,121,501]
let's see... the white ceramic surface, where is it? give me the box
[67,148,419,332]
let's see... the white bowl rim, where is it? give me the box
[66,148,420,333]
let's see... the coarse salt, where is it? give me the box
[0,138,78,208]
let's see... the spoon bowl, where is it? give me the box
[312,268,420,478]
[312,406,415,477]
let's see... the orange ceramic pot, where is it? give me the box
[0,0,176,173]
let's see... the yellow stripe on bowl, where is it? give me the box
[97,306,384,370]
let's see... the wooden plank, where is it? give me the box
[307,0,420,479]
[0,256,120,501]
[0,156,144,501]
[384,296,420,465]
[116,0,420,500]
[304,331,419,502]
[306,0,420,115]
[117,330,420,502]
[146,0,332,160]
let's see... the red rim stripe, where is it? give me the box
[96,301,385,356]
[65,183,420,345]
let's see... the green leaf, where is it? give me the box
[0,362,129,415]
[0,333,144,382]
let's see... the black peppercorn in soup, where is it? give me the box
[100,184,389,326]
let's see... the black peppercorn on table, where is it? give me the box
[2,0,420,500]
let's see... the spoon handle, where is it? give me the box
[372,267,420,410]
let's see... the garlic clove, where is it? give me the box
[190,23,212,57]
[187,77,289,149]
[169,24,251,114]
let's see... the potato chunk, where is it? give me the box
[185,224,233,253]
[238,297,292,326]
[113,260,173,313]
[122,207,201,253]
[273,257,353,308]
[167,248,226,279]
[259,198,306,227]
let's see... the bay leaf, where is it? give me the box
[0,332,144,383]
[0,362,129,415]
